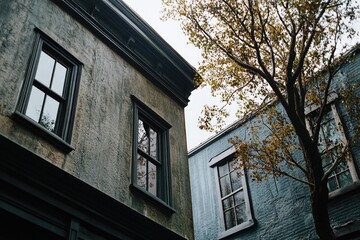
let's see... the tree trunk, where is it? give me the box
[310,180,336,239]
[280,85,337,239]
[302,141,336,240]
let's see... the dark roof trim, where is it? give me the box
[53,0,196,107]
[0,134,186,240]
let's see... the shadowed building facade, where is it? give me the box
[0,0,196,239]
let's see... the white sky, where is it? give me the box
[122,0,237,150]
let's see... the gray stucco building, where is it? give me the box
[0,0,196,239]
[188,47,360,240]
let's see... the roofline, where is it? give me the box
[53,0,197,106]
[189,43,360,156]
[188,119,244,157]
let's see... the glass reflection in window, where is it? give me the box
[25,86,45,122]
[309,105,353,191]
[217,160,248,230]
[136,117,159,197]
[25,50,68,133]
[35,51,55,87]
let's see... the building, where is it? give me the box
[188,47,360,239]
[0,0,196,239]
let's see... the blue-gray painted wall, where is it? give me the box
[188,48,360,240]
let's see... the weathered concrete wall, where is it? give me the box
[188,50,360,240]
[0,0,193,238]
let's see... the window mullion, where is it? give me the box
[48,59,57,90]
[157,133,161,198]
[33,80,65,102]
[138,148,161,166]
[146,157,149,191]
[145,120,150,192]
[220,187,243,201]
[38,93,47,124]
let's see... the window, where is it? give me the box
[306,95,359,192]
[15,29,82,152]
[131,96,173,212]
[137,118,159,196]
[209,147,254,239]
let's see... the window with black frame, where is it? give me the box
[131,97,173,211]
[15,29,81,151]
[137,117,160,196]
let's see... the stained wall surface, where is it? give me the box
[0,0,194,238]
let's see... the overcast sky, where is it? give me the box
[121,0,238,150]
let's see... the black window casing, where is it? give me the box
[14,28,82,153]
[130,95,174,213]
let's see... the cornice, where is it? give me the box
[53,0,196,107]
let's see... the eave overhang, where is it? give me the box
[53,0,197,107]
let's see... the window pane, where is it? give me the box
[51,62,67,95]
[336,160,349,173]
[25,86,45,122]
[235,204,248,224]
[35,51,55,87]
[230,170,242,191]
[218,162,229,177]
[224,209,236,230]
[234,190,245,205]
[220,175,231,197]
[338,171,352,188]
[138,119,149,153]
[327,177,338,192]
[148,161,157,196]
[321,153,332,171]
[40,96,59,132]
[137,154,147,189]
[322,117,341,146]
[222,196,234,211]
[149,128,157,159]
[323,147,341,173]
[217,158,252,231]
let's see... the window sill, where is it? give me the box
[334,219,360,239]
[329,181,360,200]
[12,112,74,153]
[218,219,255,239]
[130,184,176,215]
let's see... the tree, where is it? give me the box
[163,0,359,239]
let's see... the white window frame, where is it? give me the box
[209,146,254,239]
[305,93,359,193]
